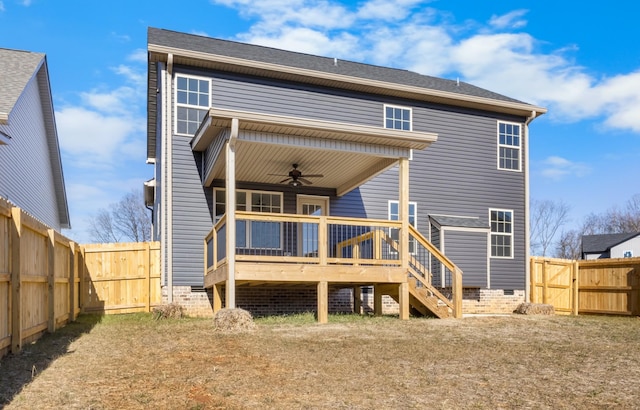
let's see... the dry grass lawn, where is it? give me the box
[1,313,639,409]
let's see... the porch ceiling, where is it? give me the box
[194,108,437,195]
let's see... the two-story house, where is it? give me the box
[0,48,70,231]
[146,28,546,320]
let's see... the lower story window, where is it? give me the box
[490,209,513,258]
[389,200,417,253]
[214,189,283,249]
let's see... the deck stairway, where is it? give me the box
[382,225,462,318]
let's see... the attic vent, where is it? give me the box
[334,57,338,66]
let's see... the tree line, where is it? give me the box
[531,193,640,259]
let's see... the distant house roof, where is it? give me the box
[582,232,640,254]
[0,48,70,229]
[146,27,546,159]
[429,215,489,229]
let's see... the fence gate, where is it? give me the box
[530,258,578,315]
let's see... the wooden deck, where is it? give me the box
[204,212,462,321]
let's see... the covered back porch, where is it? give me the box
[193,108,462,322]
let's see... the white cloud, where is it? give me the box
[0,2,5,12]
[540,156,590,180]
[210,0,640,134]
[489,10,528,29]
[127,48,147,63]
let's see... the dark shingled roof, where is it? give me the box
[581,232,640,253]
[429,215,489,229]
[148,27,527,105]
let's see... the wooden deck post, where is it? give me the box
[373,284,383,316]
[353,286,362,314]
[10,207,22,354]
[213,283,223,314]
[398,282,409,320]
[398,157,410,270]
[317,281,328,323]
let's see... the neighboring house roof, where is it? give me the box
[581,232,640,254]
[429,215,489,229]
[147,27,546,159]
[0,48,70,229]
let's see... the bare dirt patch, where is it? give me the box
[1,313,639,409]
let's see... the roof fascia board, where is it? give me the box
[149,44,547,117]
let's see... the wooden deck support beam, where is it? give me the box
[398,282,409,320]
[373,284,383,316]
[213,283,223,314]
[353,286,362,315]
[225,118,239,309]
[317,281,328,323]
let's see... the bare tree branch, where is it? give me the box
[88,189,151,243]
[530,199,570,256]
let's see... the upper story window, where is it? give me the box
[384,105,412,131]
[497,121,521,171]
[175,75,210,135]
[490,209,513,258]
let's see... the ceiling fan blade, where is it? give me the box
[279,177,292,183]
[301,174,324,178]
[298,178,313,185]
[268,173,289,177]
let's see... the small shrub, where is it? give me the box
[213,308,255,332]
[513,302,555,315]
[152,302,185,320]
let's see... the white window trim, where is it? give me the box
[489,208,514,259]
[214,188,284,249]
[496,120,522,172]
[174,74,211,136]
[383,104,413,131]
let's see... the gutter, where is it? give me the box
[524,110,538,302]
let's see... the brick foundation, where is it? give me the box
[162,285,354,318]
[162,285,525,317]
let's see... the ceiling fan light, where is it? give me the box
[289,180,301,187]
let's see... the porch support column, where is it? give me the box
[399,157,410,270]
[317,281,328,324]
[225,118,239,309]
[398,282,410,320]
[373,284,383,316]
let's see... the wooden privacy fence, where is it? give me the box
[531,256,640,316]
[1,198,161,358]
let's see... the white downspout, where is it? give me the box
[524,110,537,302]
[166,53,174,303]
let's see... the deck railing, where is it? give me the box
[205,212,404,272]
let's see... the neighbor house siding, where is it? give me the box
[611,236,640,258]
[0,74,60,230]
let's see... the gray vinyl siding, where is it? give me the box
[166,67,528,290]
[443,230,488,288]
[171,135,213,286]
[0,75,61,230]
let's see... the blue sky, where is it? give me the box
[1,0,639,242]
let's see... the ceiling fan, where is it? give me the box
[269,164,324,187]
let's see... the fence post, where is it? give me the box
[47,229,56,333]
[572,260,579,315]
[529,258,536,303]
[145,242,150,313]
[69,242,76,322]
[542,259,548,305]
[79,246,85,314]
[10,207,22,354]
